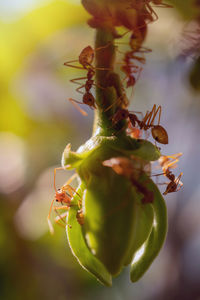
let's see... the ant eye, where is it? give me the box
[56,199,59,202]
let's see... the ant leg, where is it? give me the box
[150,105,161,126]
[146,3,158,21]
[62,185,81,199]
[131,55,146,64]
[175,172,183,188]
[68,98,88,116]
[76,85,85,95]
[53,205,71,211]
[95,42,112,52]
[152,2,173,8]
[54,210,72,228]
[54,167,66,191]
[95,66,111,71]
[104,96,122,112]
[64,60,85,70]
[70,77,87,85]
[146,104,157,126]
[47,217,54,235]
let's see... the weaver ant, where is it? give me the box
[111,104,168,145]
[120,22,151,88]
[163,170,183,195]
[103,156,154,204]
[138,104,168,144]
[47,169,84,234]
[64,45,110,114]
[157,153,183,195]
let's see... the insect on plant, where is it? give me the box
[65,45,110,114]
[163,170,183,195]
[139,104,169,144]
[111,104,168,145]
[47,169,83,234]
[159,153,183,173]
[120,23,149,88]
[103,156,154,204]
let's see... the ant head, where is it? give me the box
[83,93,95,107]
[120,109,129,119]
[127,76,136,87]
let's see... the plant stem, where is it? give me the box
[93,28,127,136]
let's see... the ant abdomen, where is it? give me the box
[151,125,168,144]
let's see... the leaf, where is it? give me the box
[67,184,112,287]
[124,198,154,266]
[130,177,167,282]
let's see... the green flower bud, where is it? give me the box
[62,135,167,285]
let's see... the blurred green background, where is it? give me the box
[1,1,200,299]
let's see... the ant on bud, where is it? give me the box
[103,157,154,204]
[47,169,84,234]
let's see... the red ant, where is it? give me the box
[47,169,84,234]
[64,45,110,114]
[120,22,151,88]
[149,0,172,8]
[163,169,183,195]
[139,104,168,144]
[156,153,183,195]
[111,105,168,145]
[103,156,154,204]
[121,52,143,88]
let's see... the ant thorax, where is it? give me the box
[112,109,129,125]
[55,189,71,204]
[83,93,96,108]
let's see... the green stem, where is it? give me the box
[93,28,127,136]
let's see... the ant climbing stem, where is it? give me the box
[64,45,110,114]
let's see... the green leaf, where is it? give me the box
[124,199,154,266]
[130,177,167,282]
[83,171,141,276]
[67,184,112,287]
